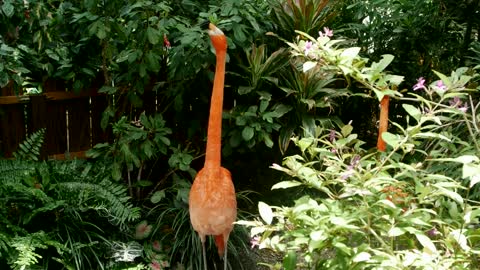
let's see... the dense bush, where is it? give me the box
[240,29,480,269]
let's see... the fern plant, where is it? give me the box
[0,159,141,269]
[13,128,46,161]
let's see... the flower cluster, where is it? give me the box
[413,77,468,112]
[303,26,333,56]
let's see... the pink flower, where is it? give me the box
[152,240,162,252]
[449,96,469,112]
[250,235,261,249]
[135,221,152,239]
[413,77,426,91]
[304,41,313,55]
[319,27,333,38]
[435,80,447,91]
[150,260,161,270]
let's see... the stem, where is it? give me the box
[136,163,143,199]
[127,170,133,198]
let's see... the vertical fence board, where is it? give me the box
[67,98,91,152]
[29,95,48,159]
[45,100,67,156]
[1,80,112,159]
[91,95,109,145]
[0,104,26,157]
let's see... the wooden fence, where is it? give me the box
[0,81,109,159]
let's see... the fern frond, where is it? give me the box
[55,180,140,229]
[13,128,46,161]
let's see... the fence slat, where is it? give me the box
[67,98,91,152]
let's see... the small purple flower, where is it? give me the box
[319,27,333,38]
[304,41,313,55]
[449,96,469,112]
[350,155,360,168]
[435,80,447,91]
[250,236,260,249]
[329,129,336,142]
[413,77,427,91]
[427,228,440,238]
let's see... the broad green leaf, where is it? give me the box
[310,230,326,241]
[271,181,302,189]
[415,233,437,254]
[2,2,14,17]
[449,230,470,251]
[283,251,297,270]
[388,227,405,237]
[297,137,313,152]
[470,175,480,188]
[242,126,255,141]
[263,134,274,148]
[432,70,451,88]
[146,27,159,45]
[151,190,166,204]
[341,47,361,59]
[434,185,463,204]
[382,132,402,148]
[402,104,421,122]
[463,163,480,180]
[137,180,153,187]
[353,252,371,262]
[341,124,353,137]
[258,202,273,225]
[96,22,107,39]
[372,54,394,73]
[413,132,451,141]
[98,86,117,94]
[303,61,317,72]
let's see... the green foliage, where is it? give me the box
[0,159,140,269]
[269,0,344,40]
[239,36,480,269]
[13,128,45,161]
[88,112,172,198]
[342,0,475,85]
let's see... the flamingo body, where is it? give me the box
[188,23,237,268]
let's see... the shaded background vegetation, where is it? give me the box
[1,0,479,269]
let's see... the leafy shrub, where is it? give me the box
[0,159,141,269]
[239,31,480,269]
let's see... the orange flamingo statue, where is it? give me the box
[377,95,389,152]
[189,23,237,270]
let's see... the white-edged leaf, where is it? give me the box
[353,252,371,262]
[402,104,421,122]
[258,202,273,225]
[271,181,302,189]
[388,227,405,237]
[450,229,470,251]
[463,163,480,179]
[415,233,437,254]
[303,61,317,72]
[470,175,480,188]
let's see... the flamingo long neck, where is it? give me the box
[204,45,226,168]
